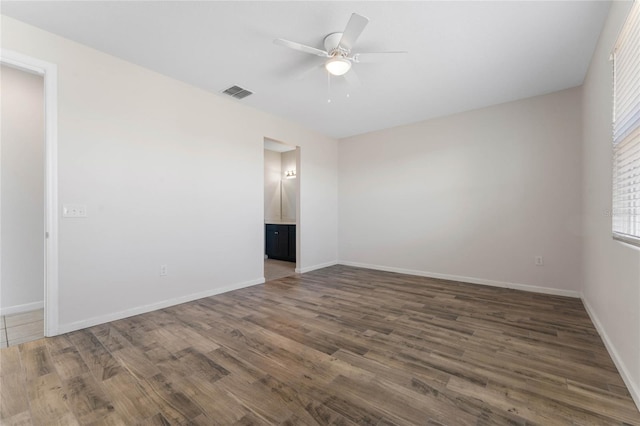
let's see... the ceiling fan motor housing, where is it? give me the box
[324,32,348,56]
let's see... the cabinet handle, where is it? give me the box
[274,232,279,235]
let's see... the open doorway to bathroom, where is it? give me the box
[263,138,299,282]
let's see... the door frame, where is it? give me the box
[262,138,301,277]
[1,49,59,336]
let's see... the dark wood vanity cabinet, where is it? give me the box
[265,224,296,262]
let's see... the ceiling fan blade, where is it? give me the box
[351,51,408,63]
[343,68,361,87]
[296,63,325,80]
[339,13,369,51]
[274,38,329,57]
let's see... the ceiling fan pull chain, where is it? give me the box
[327,72,332,103]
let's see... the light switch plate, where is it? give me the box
[63,204,87,218]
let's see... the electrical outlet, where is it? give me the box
[63,204,87,218]
[160,264,168,276]
[535,256,544,266]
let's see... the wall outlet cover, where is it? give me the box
[63,204,87,218]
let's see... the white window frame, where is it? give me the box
[612,1,640,247]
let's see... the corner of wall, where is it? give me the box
[581,294,640,409]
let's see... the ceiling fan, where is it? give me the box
[274,13,407,84]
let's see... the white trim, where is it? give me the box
[295,146,301,273]
[338,261,581,298]
[296,260,338,274]
[56,277,265,334]
[613,232,640,249]
[0,301,44,316]
[581,295,640,411]
[0,49,59,337]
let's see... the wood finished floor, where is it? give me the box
[1,265,639,425]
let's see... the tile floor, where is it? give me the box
[0,308,44,348]
[264,258,296,282]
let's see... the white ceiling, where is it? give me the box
[2,1,610,139]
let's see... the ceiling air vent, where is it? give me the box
[221,85,253,100]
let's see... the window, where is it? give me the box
[612,1,640,246]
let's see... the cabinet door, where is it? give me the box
[275,226,289,259]
[288,225,296,261]
[265,225,278,258]
[266,224,290,261]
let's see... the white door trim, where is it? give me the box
[1,49,59,336]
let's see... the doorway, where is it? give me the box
[1,64,45,346]
[1,50,59,342]
[263,138,299,282]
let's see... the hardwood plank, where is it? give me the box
[178,371,252,425]
[213,375,299,424]
[26,373,80,425]
[0,265,638,425]
[61,373,117,424]
[0,347,30,420]
[1,371,31,421]
[18,340,54,382]
[111,347,161,379]
[232,412,270,426]
[90,325,133,353]
[1,379,30,422]
[46,335,90,381]
[137,413,172,426]
[68,329,123,382]
[0,411,34,426]
[100,371,159,423]
[0,345,22,377]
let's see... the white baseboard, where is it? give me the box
[0,300,44,316]
[581,295,640,411]
[338,261,581,298]
[296,260,338,274]
[55,277,265,335]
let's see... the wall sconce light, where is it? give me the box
[285,170,296,179]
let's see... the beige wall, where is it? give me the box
[0,65,45,313]
[581,0,640,407]
[264,149,281,223]
[281,150,297,222]
[339,87,583,295]
[1,15,338,332]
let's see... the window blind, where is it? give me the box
[612,1,640,246]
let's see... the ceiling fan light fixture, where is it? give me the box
[325,56,352,76]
